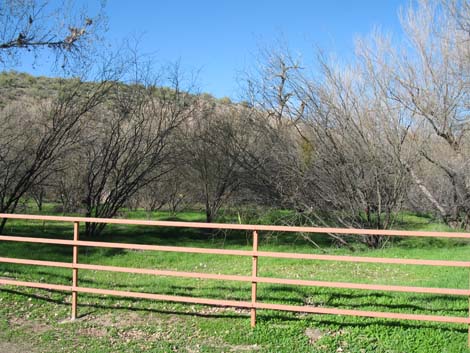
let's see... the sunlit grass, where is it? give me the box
[1,208,470,352]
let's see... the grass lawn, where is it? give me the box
[1,208,470,352]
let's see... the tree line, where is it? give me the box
[0,0,469,247]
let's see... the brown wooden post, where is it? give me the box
[71,221,79,320]
[251,230,259,327]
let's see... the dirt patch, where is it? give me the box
[8,316,49,334]
[81,311,153,328]
[74,312,165,340]
[305,327,324,344]
[0,340,36,353]
[228,344,260,352]
[77,326,108,338]
[117,328,162,342]
[198,306,250,315]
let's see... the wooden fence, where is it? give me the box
[1,213,470,346]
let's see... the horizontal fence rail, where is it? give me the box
[1,213,470,346]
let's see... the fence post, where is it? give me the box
[71,221,79,320]
[251,230,259,327]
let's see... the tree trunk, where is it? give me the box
[206,208,214,223]
[364,234,382,249]
[0,217,6,234]
[406,165,448,221]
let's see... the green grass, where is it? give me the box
[1,208,470,352]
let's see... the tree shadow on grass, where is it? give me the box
[0,288,245,321]
[257,311,470,334]
[1,220,339,258]
[2,286,469,336]
[2,270,467,316]
[260,285,468,314]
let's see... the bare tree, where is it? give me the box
[181,101,244,223]
[237,48,306,207]
[245,46,305,129]
[136,169,193,216]
[0,72,115,232]
[364,0,470,227]
[53,151,85,214]
[75,64,197,236]
[301,56,412,246]
[238,46,413,248]
[446,0,470,37]
[0,0,106,69]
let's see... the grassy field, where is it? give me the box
[1,208,470,352]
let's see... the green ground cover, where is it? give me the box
[1,208,470,352]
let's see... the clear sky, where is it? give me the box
[14,0,409,99]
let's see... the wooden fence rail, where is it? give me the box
[1,213,470,346]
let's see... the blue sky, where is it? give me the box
[15,0,408,99]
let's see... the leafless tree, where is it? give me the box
[53,152,85,213]
[239,45,413,247]
[301,56,412,246]
[359,0,470,228]
[446,0,470,36]
[0,72,116,232]
[133,168,193,217]
[0,0,106,70]
[245,46,305,129]
[180,101,245,223]
[237,49,306,207]
[75,64,197,236]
